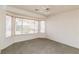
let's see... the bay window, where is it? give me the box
[6,15,46,37]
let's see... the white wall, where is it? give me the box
[46,9,79,48]
[0,6,6,51]
[13,33,47,42]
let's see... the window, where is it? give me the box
[40,21,45,33]
[23,19,35,34]
[6,15,12,37]
[15,18,39,34]
[15,18,22,35]
[34,21,38,33]
[6,15,46,37]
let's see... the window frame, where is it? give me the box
[5,15,46,37]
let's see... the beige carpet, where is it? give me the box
[1,38,79,54]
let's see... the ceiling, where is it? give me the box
[9,5,79,17]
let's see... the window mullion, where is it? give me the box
[34,20,35,33]
[38,20,40,33]
[11,16,16,36]
[21,19,23,34]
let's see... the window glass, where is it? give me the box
[15,18,22,35]
[34,21,38,33]
[6,15,12,37]
[40,21,45,33]
[23,19,35,34]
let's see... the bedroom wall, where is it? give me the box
[46,9,79,48]
[0,6,6,51]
